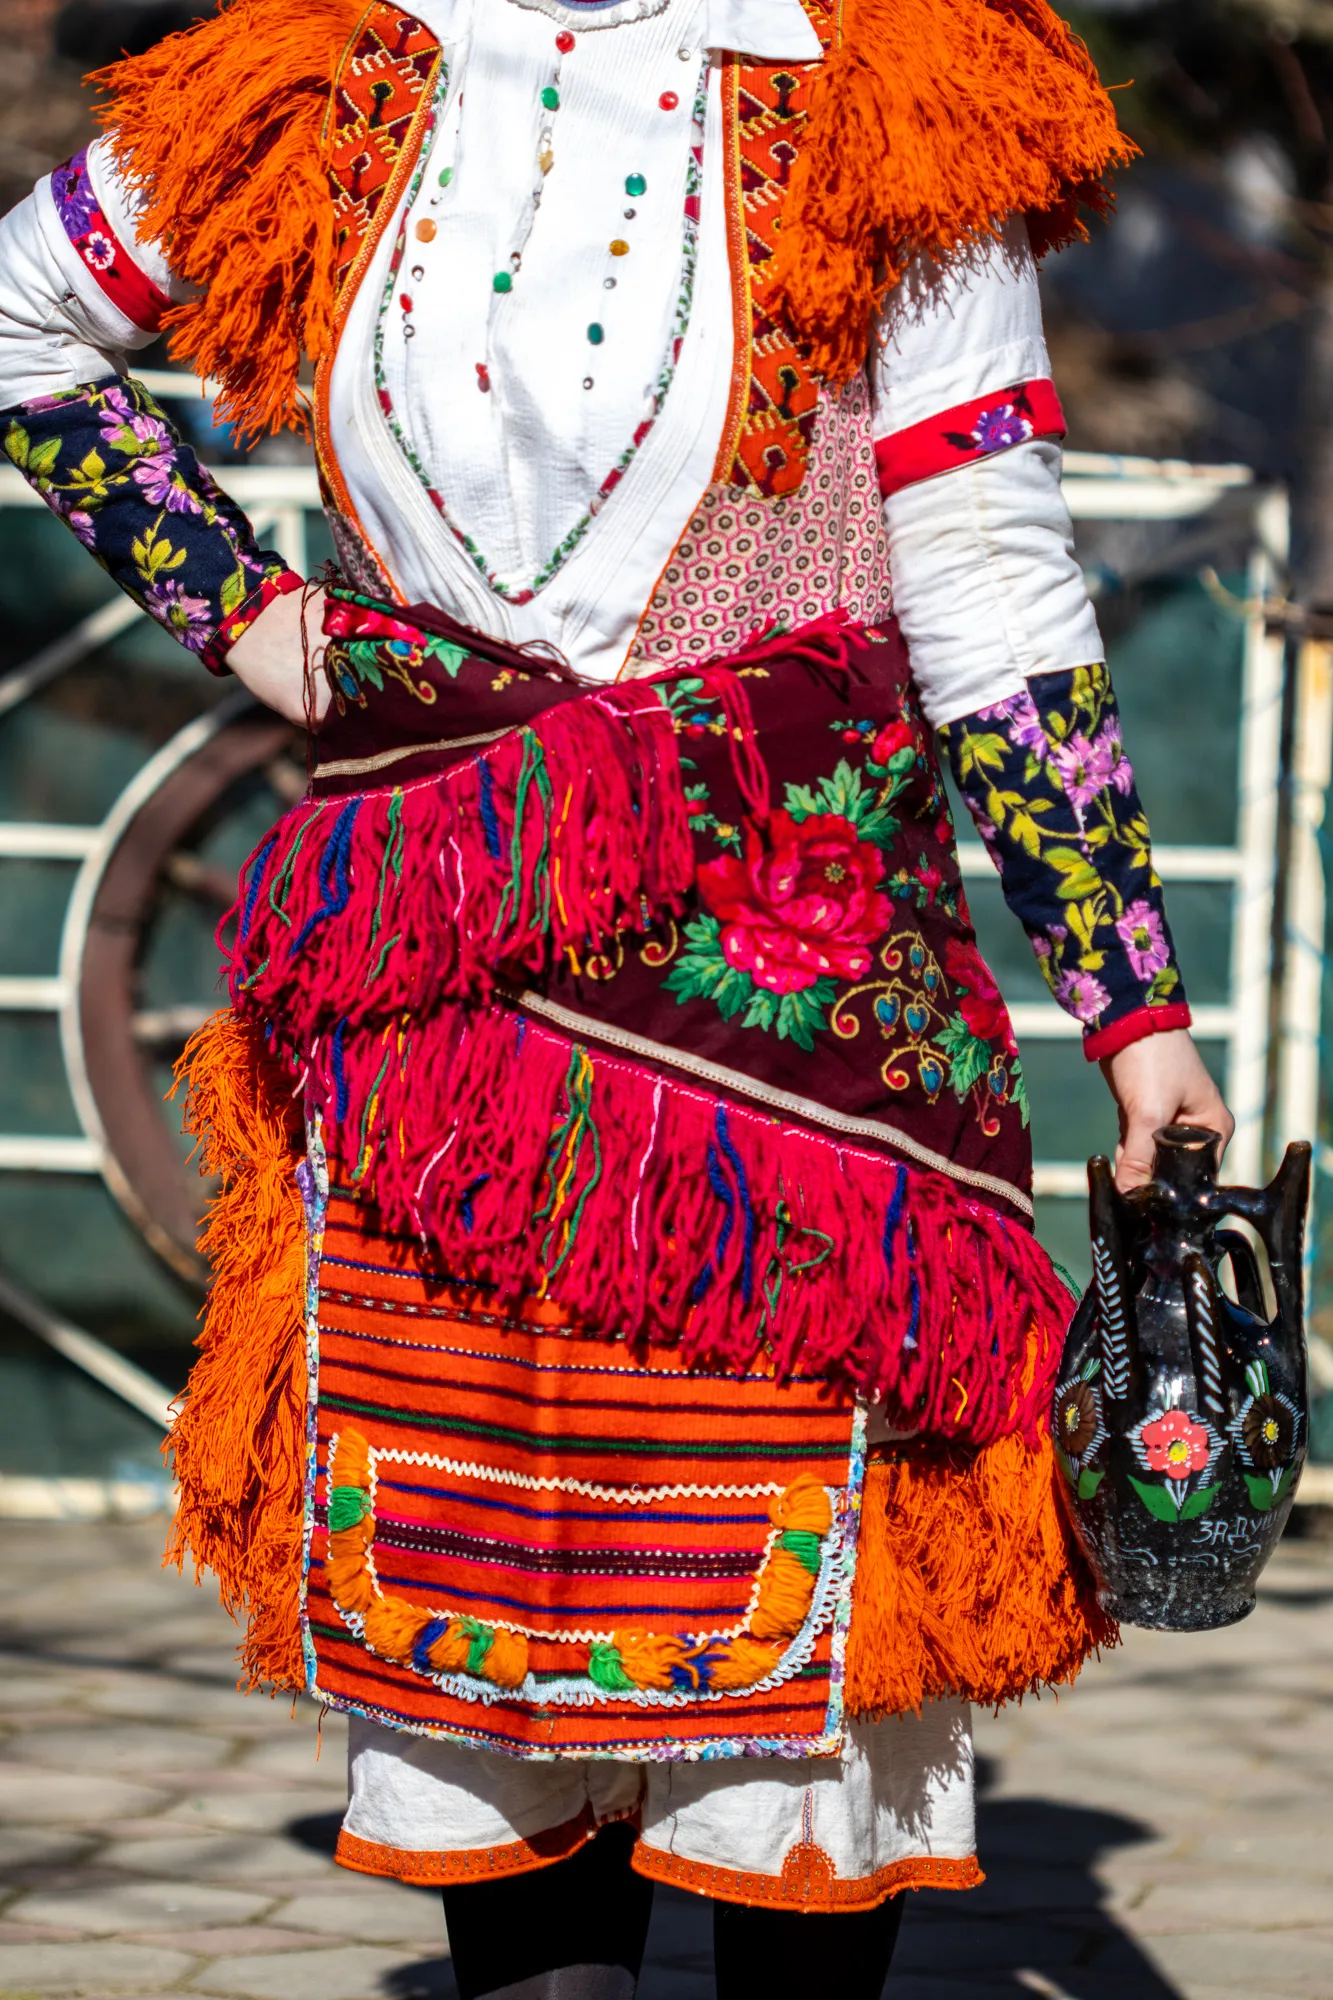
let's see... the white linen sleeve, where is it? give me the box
[872,218,1105,730]
[0,136,186,408]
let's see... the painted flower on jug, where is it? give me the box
[1241,1395,1295,1470]
[697,811,892,996]
[1115,900,1171,982]
[1138,1409,1212,1479]
[1055,1379,1101,1459]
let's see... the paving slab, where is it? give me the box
[190,1942,446,1999]
[0,1938,197,1994]
[10,1875,273,1933]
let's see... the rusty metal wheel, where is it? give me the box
[66,693,303,1287]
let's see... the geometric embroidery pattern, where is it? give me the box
[325,3,444,309]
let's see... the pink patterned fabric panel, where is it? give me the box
[628,377,893,672]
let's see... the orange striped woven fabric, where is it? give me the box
[306,1177,864,1758]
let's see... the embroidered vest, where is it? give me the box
[316,0,833,508]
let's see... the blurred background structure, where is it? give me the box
[1,0,1333,1497]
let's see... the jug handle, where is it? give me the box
[1089,1154,1139,1409]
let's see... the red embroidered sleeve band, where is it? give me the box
[875,379,1066,499]
[1082,1002,1194,1064]
[202,567,307,677]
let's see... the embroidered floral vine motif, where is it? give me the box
[658,681,1027,1133]
[3,375,290,665]
[938,664,1186,1042]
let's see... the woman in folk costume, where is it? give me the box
[0,0,1232,1989]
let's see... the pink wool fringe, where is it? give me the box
[301,1001,1070,1449]
[225,673,760,1024]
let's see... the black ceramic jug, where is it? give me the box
[1053,1124,1311,1631]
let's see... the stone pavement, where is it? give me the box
[0,1519,1330,2000]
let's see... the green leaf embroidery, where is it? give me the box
[933,1013,991,1096]
[218,566,249,618]
[1076,1467,1106,1500]
[425,637,468,677]
[27,436,61,481]
[774,981,836,1051]
[1045,846,1104,901]
[3,421,31,469]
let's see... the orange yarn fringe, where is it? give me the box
[90,0,360,440]
[844,1432,1117,1719]
[89,0,1134,435]
[769,0,1139,382]
[165,1011,309,1694]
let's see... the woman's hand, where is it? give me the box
[1101,1029,1235,1192]
[224,585,330,727]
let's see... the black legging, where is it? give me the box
[442,1822,904,2000]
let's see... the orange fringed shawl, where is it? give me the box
[93,0,1133,439]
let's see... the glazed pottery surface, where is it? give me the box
[1053,1125,1310,1632]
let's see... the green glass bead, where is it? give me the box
[625,173,646,197]
[493,271,513,294]
[438,166,452,187]
[541,85,560,110]
[587,322,604,345]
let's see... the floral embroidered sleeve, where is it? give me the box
[1,374,302,672]
[936,663,1191,1062]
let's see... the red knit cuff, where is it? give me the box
[1083,1002,1193,1063]
[874,379,1066,499]
[201,568,306,676]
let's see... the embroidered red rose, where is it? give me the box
[943,936,1014,1050]
[698,811,891,995]
[871,718,915,767]
[1139,1410,1212,1480]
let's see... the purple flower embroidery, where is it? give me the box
[971,403,1033,453]
[1051,732,1114,812]
[144,579,212,650]
[1096,715,1135,795]
[1116,900,1170,980]
[129,411,172,452]
[132,455,200,512]
[1054,968,1111,1024]
[67,509,98,549]
[51,149,98,239]
[978,691,1047,756]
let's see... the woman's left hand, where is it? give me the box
[1101,1029,1235,1193]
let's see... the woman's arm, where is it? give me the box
[0,140,306,689]
[872,221,1232,1188]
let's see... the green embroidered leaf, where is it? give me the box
[774,982,835,1050]
[783,782,824,823]
[347,641,385,691]
[742,988,780,1032]
[218,566,248,617]
[1179,1480,1223,1521]
[77,448,106,482]
[934,1013,991,1096]
[1147,966,1180,1003]
[26,436,61,481]
[1127,1474,1184,1523]
[425,637,468,678]
[1046,847,1104,901]
[1077,1466,1106,1500]
[3,421,31,469]
[1009,1060,1031,1128]
[956,731,1008,779]
[664,915,754,1018]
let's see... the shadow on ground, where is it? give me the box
[283,1759,1183,2000]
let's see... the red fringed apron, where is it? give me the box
[221,590,1077,1752]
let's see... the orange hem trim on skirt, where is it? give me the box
[631,1836,984,1913]
[335,1804,600,1887]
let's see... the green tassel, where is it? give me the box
[588,1642,635,1693]
[779,1529,823,1576]
[328,1486,369,1532]
[460,1616,496,1676]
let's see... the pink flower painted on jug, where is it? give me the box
[1115,900,1170,981]
[1138,1410,1212,1480]
[698,810,891,995]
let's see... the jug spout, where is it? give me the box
[1152,1124,1221,1198]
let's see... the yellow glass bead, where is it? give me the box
[609,238,630,257]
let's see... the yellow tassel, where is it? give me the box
[845,1432,1118,1718]
[481,1627,530,1689]
[164,1010,307,1694]
[749,1545,818,1644]
[770,1474,832,1537]
[612,1630,693,1690]
[708,1635,785,1690]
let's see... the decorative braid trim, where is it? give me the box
[873,380,1066,498]
[631,1837,983,1912]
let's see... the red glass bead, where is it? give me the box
[476,363,491,392]
[555,29,574,50]
[399,294,413,313]
[659,90,679,110]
